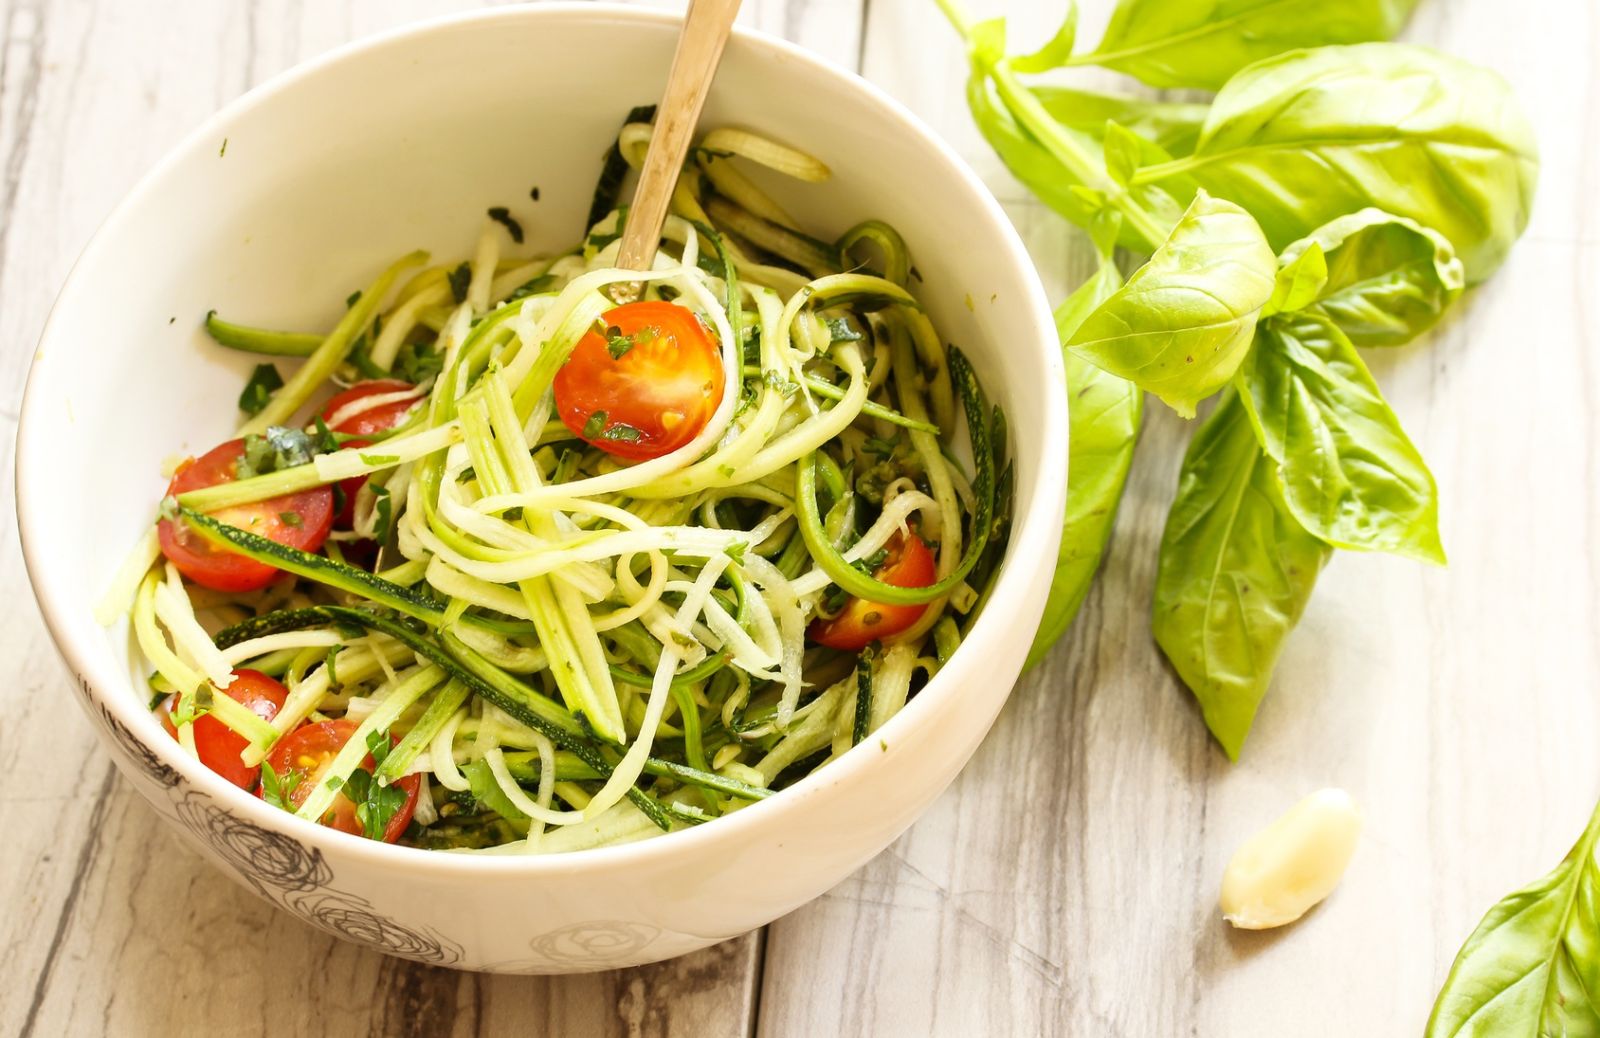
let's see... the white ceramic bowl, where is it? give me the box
[16,4,1063,973]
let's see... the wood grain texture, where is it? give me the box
[0,2,854,1036]
[2,0,1595,1036]
[757,1,1600,1036]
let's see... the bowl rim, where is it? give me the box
[16,1,1066,878]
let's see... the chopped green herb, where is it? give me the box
[762,370,799,397]
[826,316,865,343]
[599,422,643,444]
[219,138,228,157]
[605,324,634,359]
[393,340,444,384]
[724,541,748,564]
[278,511,303,528]
[530,186,541,202]
[487,206,524,244]
[238,363,284,416]
[171,683,215,726]
[345,290,362,309]
[507,274,556,302]
[260,761,302,811]
[582,411,608,439]
[456,466,477,484]
[237,426,316,479]
[447,261,472,304]
[325,644,344,689]
[372,484,394,545]
[312,416,339,454]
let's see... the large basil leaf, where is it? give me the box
[1153,390,1331,759]
[1137,44,1538,282]
[1027,260,1143,670]
[1068,192,1276,418]
[1239,312,1444,563]
[1426,798,1600,1037]
[1081,0,1418,90]
[1279,209,1465,347]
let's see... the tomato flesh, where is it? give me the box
[320,380,419,527]
[808,532,938,651]
[553,301,724,461]
[260,719,419,843]
[160,669,288,789]
[157,439,334,592]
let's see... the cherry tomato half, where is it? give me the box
[321,380,419,527]
[157,439,334,592]
[260,719,419,844]
[808,532,938,651]
[553,300,724,461]
[160,669,288,789]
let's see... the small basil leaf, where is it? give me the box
[1278,208,1466,347]
[1264,240,1328,316]
[1153,389,1331,759]
[1009,1,1078,74]
[1068,192,1277,418]
[1239,312,1444,564]
[1426,797,1600,1037]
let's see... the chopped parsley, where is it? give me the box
[372,483,394,545]
[236,426,317,479]
[344,730,410,841]
[312,416,339,454]
[238,363,283,416]
[447,261,472,304]
[346,289,362,309]
[487,206,524,244]
[278,511,302,528]
[393,340,444,384]
[529,186,541,202]
[325,644,345,690]
[506,274,556,302]
[826,316,865,343]
[724,541,748,564]
[260,761,302,811]
[170,684,214,726]
[582,410,608,439]
[598,421,643,444]
[762,370,799,397]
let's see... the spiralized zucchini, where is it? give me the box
[107,114,1013,853]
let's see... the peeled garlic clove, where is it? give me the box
[1220,788,1362,930]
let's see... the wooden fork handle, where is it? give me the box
[614,0,743,273]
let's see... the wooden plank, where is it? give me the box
[756,1,1600,1035]
[0,2,856,1035]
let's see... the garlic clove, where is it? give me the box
[1220,787,1363,930]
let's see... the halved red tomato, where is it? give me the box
[160,669,288,789]
[321,379,421,527]
[553,300,724,461]
[260,719,419,843]
[808,531,938,651]
[157,439,334,592]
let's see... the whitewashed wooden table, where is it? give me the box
[1,1,1594,1034]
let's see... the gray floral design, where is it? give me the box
[172,790,333,895]
[284,889,463,966]
[90,686,181,789]
[526,920,663,968]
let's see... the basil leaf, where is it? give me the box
[1278,209,1466,347]
[1082,0,1418,90]
[1426,797,1600,1037]
[1239,312,1444,563]
[1140,44,1538,281]
[1068,192,1276,417]
[1027,259,1142,670]
[1153,390,1331,759]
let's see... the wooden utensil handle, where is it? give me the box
[615,0,743,273]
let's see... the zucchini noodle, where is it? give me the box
[107,116,1013,854]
